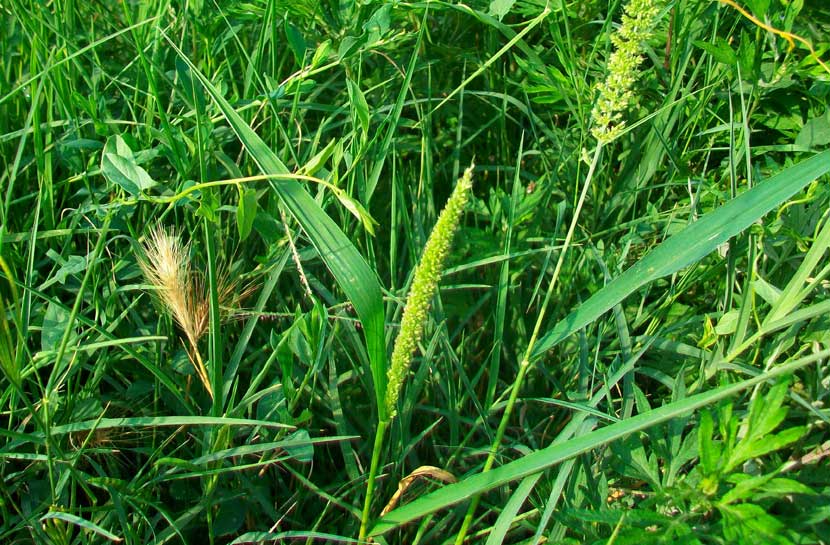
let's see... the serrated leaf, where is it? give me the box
[759,477,815,496]
[736,426,806,465]
[721,472,775,504]
[718,503,786,543]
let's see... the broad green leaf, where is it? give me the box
[299,139,337,177]
[752,276,781,306]
[362,4,391,46]
[743,0,771,16]
[215,500,246,536]
[282,429,315,463]
[346,79,370,135]
[368,349,829,536]
[693,38,737,65]
[236,187,258,241]
[40,250,88,289]
[175,57,205,112]
[795,111,830,149]
[488,0,516,21]
[310,39,331,68]
[101,135,158,196]
[532,150,830,360]
[41,301,72,353]
[715,310,739,335]
[164,36,389,419]
[284,19,307,66]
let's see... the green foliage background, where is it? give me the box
[1,0,829,543]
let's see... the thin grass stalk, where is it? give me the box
[453,145,604,544]
[204,221,223,417]
[359,419,388,541]
[41,213,112,504]
[359,166,474,540]
[454,0,661,537]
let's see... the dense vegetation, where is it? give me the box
[2,1,830,543]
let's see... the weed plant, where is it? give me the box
[1,1,830,544]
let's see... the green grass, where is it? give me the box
[2,1,830,544]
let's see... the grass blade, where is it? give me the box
[40,511,122,542]
[531,149,830,360]
[163,35,389,419]
[369,349,830,535]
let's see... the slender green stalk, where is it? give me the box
[454,145,604,544]
[205,222,223,416]
[360,166,474,540]
[454,0,661,537]
[42,212,112,503]
[359,419,388,540]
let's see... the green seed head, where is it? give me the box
[385,165,475,420]
[591,0,662,144]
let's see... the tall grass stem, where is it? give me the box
[454,145,603,544]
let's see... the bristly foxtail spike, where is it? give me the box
[385,164,475,421]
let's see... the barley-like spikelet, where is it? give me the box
[139,226,212,397]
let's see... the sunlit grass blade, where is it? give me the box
[230,531,359,544]
[16,416,293,445]
[765,212,830,324]
[532,149,830,360]
[40,511,122,542]
[369,348,830,535]
[163,34,389,419]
